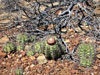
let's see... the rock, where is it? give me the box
[96,47,100,52]
[37,55,47,65]
[61,28,67,32]
[0,36,9,43]
[0,50,6,58]
[96,54,100,59]
[53,2,59,6]
[71,70,78,74]
[21,57,27,61]
[96,41,100,45]
[93,66,98,70]
[47,60,55,67]
[40,5,46,12]
[21,51,26,56]
[25,45,31,50]
[18,54,22,58]
[30,64,35,68]
[0,32,3,38]
[56,10,62,15]
[29,56,35,60]
[65,39,70,43]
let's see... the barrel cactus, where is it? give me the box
[77,43,95,67]
[16,33,28,43]
[33,35,66,59]
[3,42,15,53]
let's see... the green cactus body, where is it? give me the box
[26,50,34,56]
[34,41,44,54]
[17,34,28,43]
[78,43,95,67]
[3,42,15,53]
[33,36,66,59]
[15,68,24,75]
[29,35,35,42]
[16,44,25,51]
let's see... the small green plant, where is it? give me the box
[16,44,25,51]
[29,35,35,42]
[33,35,66,59]
[77,43,95,67]
[3,42,15,53]
[16,33,28,43]
[15,68,24,75]
[26,50,34,56]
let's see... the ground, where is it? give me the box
[0,0,100,75]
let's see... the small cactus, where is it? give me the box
[3,42,15,53]
[29,35,35,42]
[33,35,66,59]
[26,50,34,56]
[77,43,95,67]
[16,44,25,51]
[15,68,24,75]
[16,33,28,43]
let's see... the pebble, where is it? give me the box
[96,54,100,59]
[96,47,100,52]
[21,51,26,56]
[71,69,78,74]
[0,36,9,43]
[29,56,35,60]
[65,39,70,43]
[93,66,98,70]
[21,57,27,61]
[18,54,22,58]
[30,64,35,68]
[25,45,31,50]
[0,51,6,58]
[37,55,47,65]
[0,32,3,38]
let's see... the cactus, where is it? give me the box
[26,50,34,56]
[16,44,25,51]
[16,33,28,43]
[3,42,15,53]
[77,43,95,67]
[29,35,35,42]
[33,35,66,59]
[15,68,24,75]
